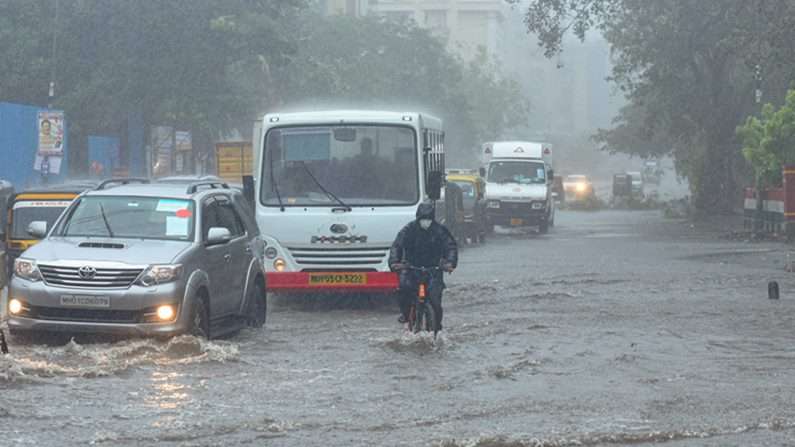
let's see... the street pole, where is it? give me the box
[42,0,59,185]
[753,64,764,238]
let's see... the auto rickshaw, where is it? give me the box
[4,181,97,278]
[446,169,487,244]
[0,179,15,288]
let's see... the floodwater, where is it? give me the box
[2,210,795,446]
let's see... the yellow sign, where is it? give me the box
[215,142,253,184]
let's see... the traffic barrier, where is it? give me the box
[744,165,795,237]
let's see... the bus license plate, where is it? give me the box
[510,218,524,226]
[60,295,111,308]
[309,273,367,286]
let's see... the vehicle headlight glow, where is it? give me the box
[8,299,23,315]
[576,183,587,193]
[137,264,183,287]
[274,258,286,272]
[487,200,500,209]
[156,305,176,321]
[14,258,41,282]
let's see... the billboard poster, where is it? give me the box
[38,111,65,156]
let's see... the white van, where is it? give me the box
[480,141,555,233]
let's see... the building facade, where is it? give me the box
[325,0,507,60]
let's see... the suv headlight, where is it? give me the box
[14,258,41,282]
[487,200,500,209]
[137,264,183,287]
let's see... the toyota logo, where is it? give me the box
[330,224,349,234]
[78,266,97,280]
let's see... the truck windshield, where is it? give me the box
[57,196,195,241]
[261,125,418,207]
[488,161,546,185]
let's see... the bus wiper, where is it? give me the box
[98,203,115,238]
[269,150,285,212]
[299,161,351,212]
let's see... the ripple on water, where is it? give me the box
[0,335,239,382]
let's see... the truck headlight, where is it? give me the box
[487,200,500,209]
[137,264,183,287]
[532,202,544,210]
[14,258,41,282]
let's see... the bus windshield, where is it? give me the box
[261,125,418,206]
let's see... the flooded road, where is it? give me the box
[3,210,795,446]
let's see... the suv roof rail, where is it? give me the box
[95,178,151,190]
[186,181,229,194]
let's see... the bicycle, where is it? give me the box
[403,265,442,337]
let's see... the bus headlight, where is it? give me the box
[274,258,286,272]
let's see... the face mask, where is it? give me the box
[419,219,432,230]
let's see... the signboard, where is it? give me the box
[176,131,192,152]
[37,111,65,156]
[151,126,174,177]
[215,142,253,184]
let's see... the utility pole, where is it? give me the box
[753,63,764,238]
[42,0,60,185]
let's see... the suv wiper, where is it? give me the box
[269,150,285,212]
[299,161,351,211]
[98,203,115,238]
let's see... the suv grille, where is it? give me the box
[287,246,389,269]
[38,264,143,288]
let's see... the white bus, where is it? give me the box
[253,110,445,294]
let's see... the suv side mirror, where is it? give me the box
[207,227,232,245]
[427,171,443,201]
[27,221,47,239]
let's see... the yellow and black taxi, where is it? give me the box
[4,182,97,278]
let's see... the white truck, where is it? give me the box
[480,141,556,234]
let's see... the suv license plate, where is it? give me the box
[60,295,111,308]
[308,273,367,286]
[510,218,524,226]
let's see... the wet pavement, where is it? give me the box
[2,210,795,446]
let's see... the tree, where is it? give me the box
[514,0,795,212]
[0,0,306,173]
[738,89,795,188]
[273,13,529,166]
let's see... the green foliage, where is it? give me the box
[517,0,795,212]
[274,13,528,165]
[738,89,795,187]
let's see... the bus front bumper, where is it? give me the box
[266,272,399,293]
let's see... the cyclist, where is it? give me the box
[389,201,458,331]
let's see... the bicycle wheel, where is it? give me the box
[424,304,438,337]
[413,303,426,333]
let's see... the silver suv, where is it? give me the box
[6,180,267,339]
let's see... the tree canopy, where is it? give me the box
[514,0,795,211]
[1,1,528,173]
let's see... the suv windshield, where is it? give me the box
[261,125,418,206]
[488,161,546,185]
[57,196,195,241]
